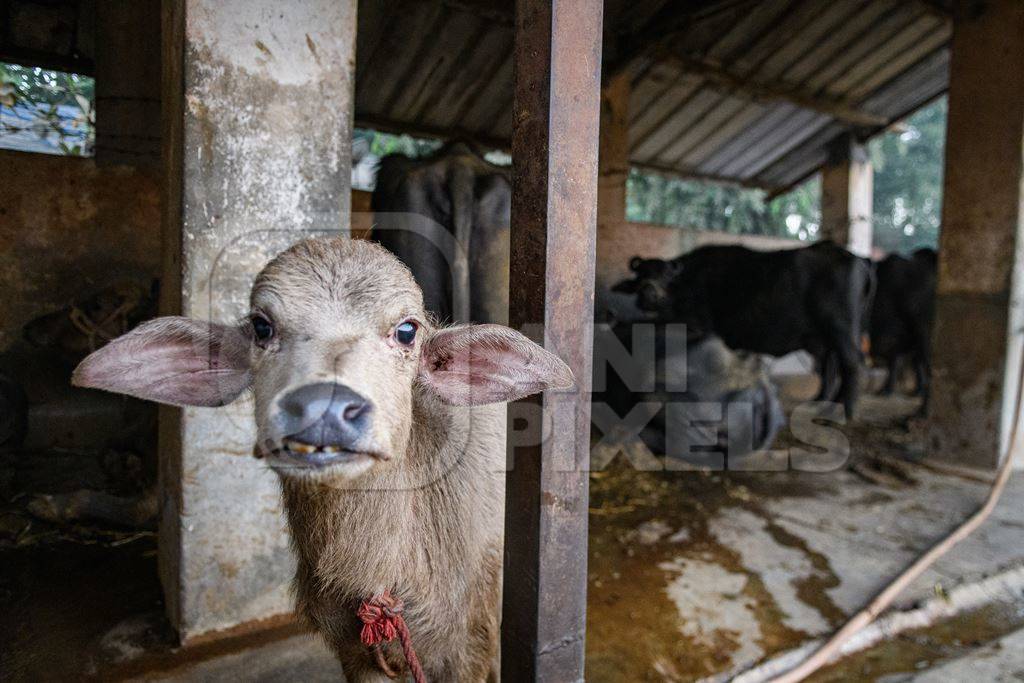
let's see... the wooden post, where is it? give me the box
[94,0,161,166]
[502,0,603,679]
[161,0,356,641]
[821,133,873,257]
[928,0,1024,470]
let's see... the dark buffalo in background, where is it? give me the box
[371,141,511,324]
[868,248,937,403]
[613,241,874,417]
[592,323,785,464]
[369,144,784,455]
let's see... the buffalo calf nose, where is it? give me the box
[278,383,372,450]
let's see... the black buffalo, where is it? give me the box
[369,145,784,456]
[613,242,874,417]
[869,248,937,401]
[592,323,785,465]
[371,141,510,324]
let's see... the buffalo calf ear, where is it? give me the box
[419,324,574,406]
[72,316,252,407]
[629,256,643,272]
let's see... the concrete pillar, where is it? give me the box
[820,133,873,257]
[161,0,355,641]
[595,71,631,317]
[94,0,161,167]
[928,0,1024,470]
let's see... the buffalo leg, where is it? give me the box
[881,356,899,395]
[827,332,861,419]
[815,351,840,402]
[915,353,931,415]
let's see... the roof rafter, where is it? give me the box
[605,0,760,80]
[354,113,510,152]
[915,0,952,21]
[633,159,781,194]
[659,53,889,128]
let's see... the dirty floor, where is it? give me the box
[586,392,1024,682]
[3,393,1024,681]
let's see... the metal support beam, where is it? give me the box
[661,54,889,128]
[502,0,602,679]
[820,133,873,257]
[928,0,1024,470]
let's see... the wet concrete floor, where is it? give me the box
[585,392,1024,681]
[4,392,1024,681]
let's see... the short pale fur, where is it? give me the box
[73,238,573,681]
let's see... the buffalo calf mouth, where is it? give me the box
[271,439,378,469]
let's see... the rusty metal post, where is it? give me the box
[502,0,603,680]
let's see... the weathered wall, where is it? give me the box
[351,188,373,239]
[0,149,161,349]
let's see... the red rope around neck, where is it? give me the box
[357,590,427,683]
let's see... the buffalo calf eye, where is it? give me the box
[394,320,418,346]
[251,315,274,342]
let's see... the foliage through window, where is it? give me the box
[627,169,821,241]
[0,62,95,157]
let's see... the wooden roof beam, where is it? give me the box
[440,0,513,26]
[632,160,780,193]
[604,0,758,80]
[661,53,889,128]
[915,0,952,21]
[354,113,510,152]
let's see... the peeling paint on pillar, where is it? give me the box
[163,0,356,640]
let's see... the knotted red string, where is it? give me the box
[357,590,427,683]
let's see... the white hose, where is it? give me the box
[764,347,1024,683]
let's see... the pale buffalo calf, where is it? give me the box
[72,238,572,681]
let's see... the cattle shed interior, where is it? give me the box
[356,0,950,193]
[3,0,1024,681]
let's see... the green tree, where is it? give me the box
[626,169,820,240]
[625,97,948,252]
[869,97,946,254]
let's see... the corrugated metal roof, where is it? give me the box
[354,0,952,193]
